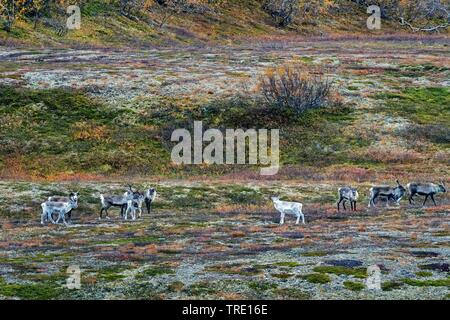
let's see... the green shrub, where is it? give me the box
[300,273,331,284]
[381,281,403,291]
[313,266,367,278]
[343,281,364,291]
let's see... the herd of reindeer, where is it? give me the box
[40,185,156,226]
[39,181,446,226]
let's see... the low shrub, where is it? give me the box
[259,64,333,114]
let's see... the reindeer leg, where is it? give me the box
[124,205,128,220]
[431,194,437,206]
[422,195,429,207]
[41,210,47,225]
[279,211,285,225]
[371,195,378,207]
[61,212,68,226]
[57,210,64,224]
[49,211,58,224]
[295,210,300,224]
[386,196,391,208]
[145,198,150,215]
[342,200,347,211]
[409,192,415,204]
[337,197,343,211]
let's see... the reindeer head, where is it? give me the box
[351,188,359,200]
[146,188,157,200]
[438,181,446,193]
[394,181,406,201]
[69,192,79,202]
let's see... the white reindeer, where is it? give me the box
[124,194,144,220]
[41,198,78,226]
[271,196,305,225]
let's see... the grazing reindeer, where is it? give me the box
[337,187,359,211]
[368,180,406,208]
[144,188,157,214]
[407,182,446,206]
[271,196,305,225]
[41,197,78,226]
[48,192,79,222]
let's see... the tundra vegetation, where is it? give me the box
[0,0,449,301]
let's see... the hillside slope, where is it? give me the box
[0,0,427,48]
[0,38,448,181]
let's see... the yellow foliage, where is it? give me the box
[71,121,110,141]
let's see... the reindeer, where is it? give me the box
[100,185,142,220]
[124,185,146,218]
[41,197,78,226]
[124,193,145,220]
[271,196,305,225]
[47,192,79,223]
[144,188,157,214]
[337,187,358,211]
[368,180,406,208]
[100,186,132,219]
[407,182,446,206]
